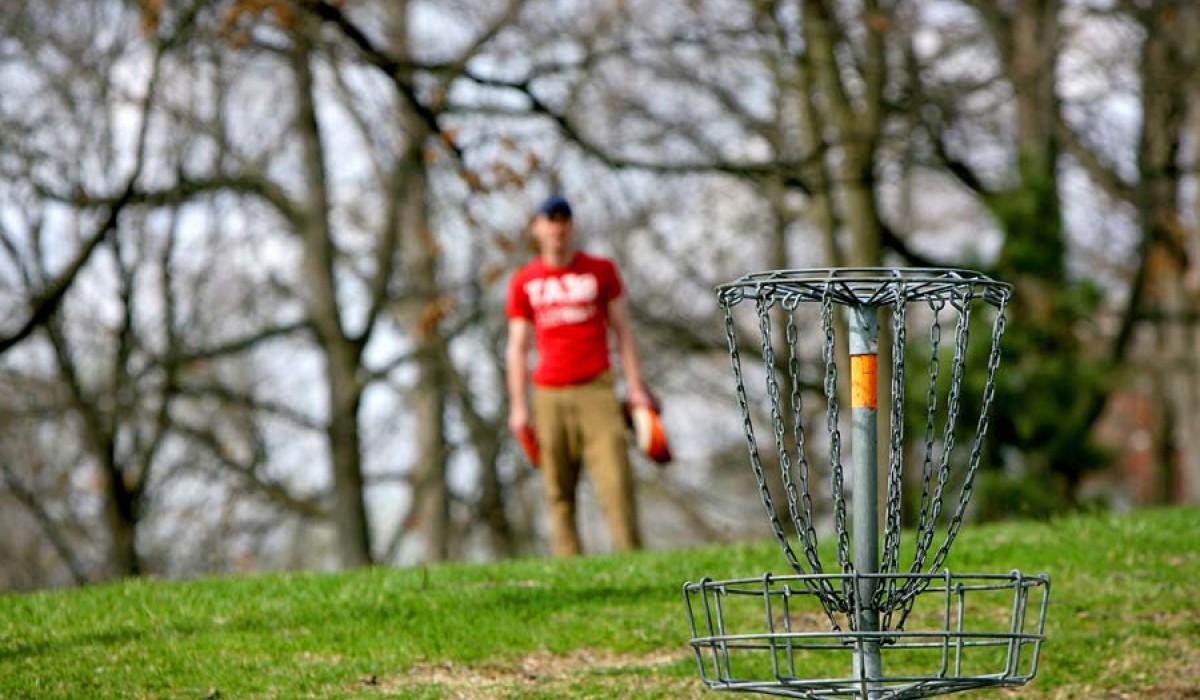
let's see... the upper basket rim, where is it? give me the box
[715,268,1012,308]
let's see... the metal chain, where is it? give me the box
[898,285,974,607]
[878,285,908,612]
[721,293,808,581]
[922,292,1009,576]
[753,292,811,557]
[756,296,841,620]
[782,295,840,608]
[717,277,1011,634]
[913,299,945,555]
[821,289,853,589]
[888,298,944,627]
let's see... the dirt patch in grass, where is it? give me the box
[1143,651,1200,700]
[1020,643,1200,700]
[396,648,685,699]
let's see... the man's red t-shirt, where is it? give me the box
[506,251,623,387]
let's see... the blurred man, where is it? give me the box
[505,194,651,556]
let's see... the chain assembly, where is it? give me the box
[715,270,1013,626]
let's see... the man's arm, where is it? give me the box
[506,317,533,434]
[607,297,652,408]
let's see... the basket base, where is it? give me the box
[683,571,1050,699]
[700,675,1028,700]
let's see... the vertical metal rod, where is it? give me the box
[714,586,733,681]
[938,570,952,678]
[782,586,796,678]
[955,584,966,676]
[764,574,780,681]
[1029,576,1051,679]
[683,583,712,683]
[1007,572,1030,677]
[848,305,882,698]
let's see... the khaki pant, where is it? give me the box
[533,372,642,556]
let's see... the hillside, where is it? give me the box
[1,507,1197,699]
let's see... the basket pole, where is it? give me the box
[848,304,883,698]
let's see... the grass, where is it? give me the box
[0,507,1197,699]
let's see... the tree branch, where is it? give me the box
[40,172,305,229]
[1,462,89,585]
[302,0,463,161]
[1055,114,1137,206]
[165,320,310,368]
[176,381,324,432]
[0,11,182,355]
[0,181,136,354]
[436,0,525,87]
[460,69,819,192]
[171,421,328,517]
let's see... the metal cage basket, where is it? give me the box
[683,269,1051,700]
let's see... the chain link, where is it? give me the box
[756,297,841,620]
[895,287,1010,623]
[913,299,944,551]
[722,296,807,581]
[888,298,944,629]
[757,295,801,547]
[821,289,854,591]
[878,285,908,612]
[903,286,973,592]
[783,296,840,607]
[923,292,1009,576]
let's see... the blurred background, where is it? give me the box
[1,0,1197,591]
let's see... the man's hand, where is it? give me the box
[506,317,538,467]
[508,402,530,436]
[628,383,655,411]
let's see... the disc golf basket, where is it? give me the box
[683,269,1050,700]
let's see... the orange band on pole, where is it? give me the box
[851,354,878,409]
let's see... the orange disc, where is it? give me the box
[518,426,540,467]
[633,406,673,463]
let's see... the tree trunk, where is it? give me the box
[1136,2,1194,504]
[46,319,142,578]
[800,0,891,521]
[389,0,453,562]
[291,24,372,567]
[405,174,452,561]
[103,462,141,577]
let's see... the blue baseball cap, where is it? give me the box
[536,194,572,219]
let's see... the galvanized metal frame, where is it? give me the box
[715,269,1012,309]
[686,268,1050,699]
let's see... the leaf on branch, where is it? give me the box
[222,0,298,37]
[481,264,507,288]
[493,234,515,254]
[139,0,162,34]
[417,225,441,257]
[419,296,457,338]
[864,10,891,33]
[461,168,485,193]
[489,162,525,189]
[428,86,447,111]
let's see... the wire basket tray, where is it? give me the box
[683,571,1050,700]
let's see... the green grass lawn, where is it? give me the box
[1,507,1197,699]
